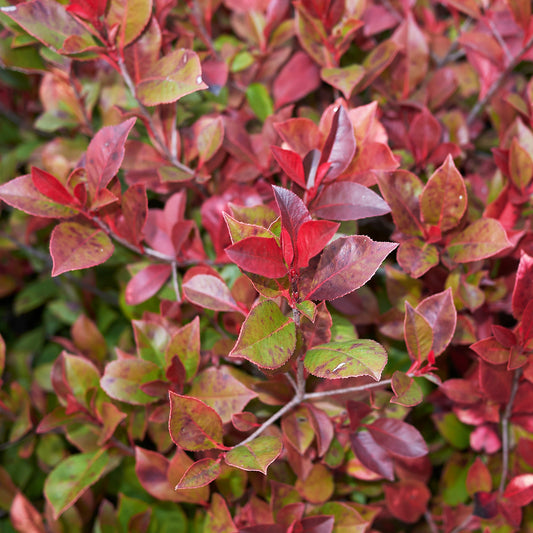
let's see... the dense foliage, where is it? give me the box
[1,0,533,531]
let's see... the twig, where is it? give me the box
[171,261,181,303]
[303,378,392,400]
[424,510,438,533]
[499,367,523,495]
[236,397,301,447]
[466,33,533,126]
[487,18,512,63]
[232,377,393,448]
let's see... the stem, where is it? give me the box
[171,261,181,303]
[303,378,392,400]
[236,397,300,447]
[466,33,533,126]
[232,377,393,448]
[424,510,438,533]
[116,57,195,177]
[499,367,523,495]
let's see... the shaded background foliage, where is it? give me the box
[1,0,533,532]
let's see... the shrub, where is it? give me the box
[1,0,533,531]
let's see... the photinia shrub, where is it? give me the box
[1,0,533,531]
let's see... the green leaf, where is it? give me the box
[165,317,200,382]
[50,222,114,276]
[1,0,96,52]
[447,218,511,263]
[106,0,152,48]
[44,449,120,519]
[246,83,274,122]
[225,436,282,474]
[136,49,207,106]
[168,392,225,451]
[404,301,433,362]
[100,359,162,405]
[391,371,423,406]
[397,238,439,278]
[229,300,296,370]
[304,339,387,380]
[321,64,366,100]
[175,458,221,489]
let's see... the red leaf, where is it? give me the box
[416,288,457,356]
[304,236,397,301]
[512,252,533,320]
[466,458,492,496]
[134,447,183,502]
[503,474,533,506]
[0,174,78,218]
[271,146,307,189]
[182,274,243,313]
[296,220,339,268]
[225,236,287,278]
[31,167,77,206]
[272,185,311,248]
[470,337,509,365]
[85,118,136,194]
[420,154,467,232]
[10,492,45,533]
[66,0,107,20]
[319,106,356,182]
[384,480,431,523]
[312,182,390,221]
[479,362,512,403]
[491,325,517,348]
[376,171,424,236]
[50,221,114,276]
[366,418,428,458]
[273,51,321,109]
[350,430,394,481]
[168,392,225,451]
[295,516,335,533]
[408,109,441,165]
[125,264,172,305]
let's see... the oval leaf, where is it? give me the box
[420,154,467,231]
[137,49,207,106]
[0,174,78,218]
[503,474,533,506]
[225,236,287,278]
[229,300,296,370]
[366,418,428,458]
[304,339,387,380]
[182,274,242,313]
[313,182,391,221]
[44,449,119,519]
[305,236,398,301]
[225,436,282,474]
[447,219,511,263]
[50,222,114,276]
[168,391,225,451]
[100,359,162,405]
[175,458,221,490]
[125,263,172,305]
